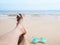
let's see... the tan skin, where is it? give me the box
[0,14,29,45]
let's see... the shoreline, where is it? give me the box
[0,14,60,20]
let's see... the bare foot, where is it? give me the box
[16,14,26,35]
[17,14,23,25]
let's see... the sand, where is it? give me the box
[0,14,60,45]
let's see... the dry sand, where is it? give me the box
[0,15,60,45]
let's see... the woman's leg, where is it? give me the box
[0,14,26,45]
[17,14,29,45]
[19,35,29,45]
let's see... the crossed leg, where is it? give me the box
[0,14,29,45]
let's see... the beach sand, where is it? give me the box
[0,14,60,45]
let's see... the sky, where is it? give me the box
[0,0,60,10]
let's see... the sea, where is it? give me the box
[0,10,60,15]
